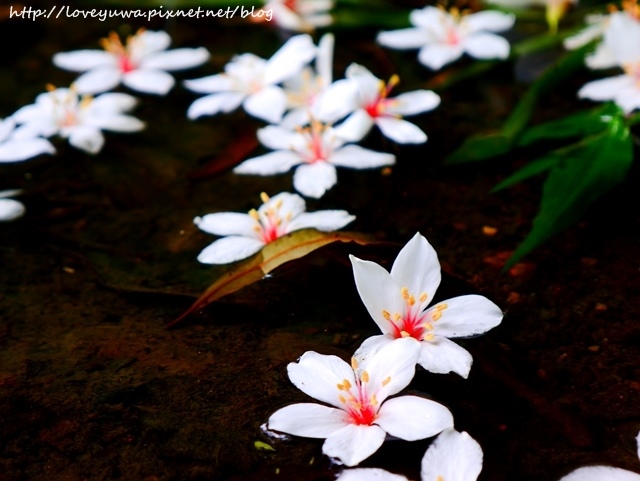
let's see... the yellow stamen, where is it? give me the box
[260,192,270,204]
[382,376,391,386]
[400,330,411,338]
[408,295,416,306]
[361,371,369,383]
[382,310,391,320]
[432,312,442,321]
[436,303,448,311]
[419,293,428,303]
[401,287,410,300]
[388,74,400,88]
[423,333,435,341]
[338,394,346,404]
[394,313,401,321]
[351,357,358,370]
[370,394,378,406]
[249,209,260,221]
[423,322,433,331]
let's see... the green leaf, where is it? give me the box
[504,116,634,268]
[491,154,560,193]
[446,134,512,164]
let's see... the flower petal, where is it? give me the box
[257,125,300,151]
[286,210,355,232]
[196,236,264,264]
[578,75,632,102]
[264,34,316,85]
[73,67,122,94]
[315,78,360,123]
[67,126,104,154]
[194,212,258,238]
[418,336,474,378]
[0,198,25,221]
[244,86,287,123]
[53,50,116,71]
[90,93,139,113]
[234,151,302,175]
[85,114,145,133]
[136,30,172,57]
[375,117,427,144]
[353,335,395,369]
[268,403,348,438]
[420,428,484,481]
[585,44,617,70]
[390,233,442,306]
[428,294,503,338]
[463,33,510,60]
[140,47,210,71]
[293,162,337,198]
[387,90,440,116]
[0,138,55,163]
[376,395,453,441]
[377,28,431,50]
[336,468,408,481]
[332,110,374,143]
[329,144,395,169]
[261,192,306,219]
[287,351,356,409]
[122,69,175,95]
[418,44,464,70]
[464,11,515,33]
[558,466,640,481]
[187,92,245,119]
[323,423,387,466]
[349,256,404,335]
[184,74,235,93]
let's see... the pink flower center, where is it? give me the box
[337,363,391,426]
[364,75,400,119]
[298,121,330,164]
[249,193,291,244]
[624,61,640,84]
[382,288,448,341]
[100,30,141,73]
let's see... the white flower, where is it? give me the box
[350,233,503,379]
[185,34,316,124]
[194,191,354,264]
[267,337,454,467]
[0,117,55,163]
[0,189,25,221]
[558,431,640,480]
[337,428,483,481]
[12,87,145,155]
[266,0,334,32]
[318,64,440,144]
[53,29,210,95]
[234,121,395,198]
[377,6,514,71]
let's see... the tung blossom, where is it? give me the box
[53,29,210,95]
[234,121,395,199]
[350,233,503,379]
[377,6,515,71]
[264,0,334,32]
[194,192,354,264]
[0,117,55,163]
[0,190,26,222]
[267,338,454,467]
[12,87,145,155]
[318,64,440,144]
[185,34,316,124]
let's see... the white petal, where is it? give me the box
[287,351,356,409]
[0,118,15,142]
[353,335,396,369]
[376,117,427,144]
[332,110,374,143]
[0,189,21,199]
[428,294,503,338]
[558,466,640,481]
[135,30,172,57]
[86,114,145,133]
[243,86,287,123]
[410,6,446,29]
[578,75,633,102]
[73,67,122,95]
[67,126,104,154]
[196,236,264,264]
[0,138,55,162]
[140,47,209,71]
[234,151,302,175]
[464,11,515,33]
[349,256,404,335]
[463,33,511,60]
[605,13,640,65]
[187,92,245,119]
[286,210,355,232]
[316,33,335,86]
[636,430,640,460]
[90,93,139,113]
[184,74,235,93]
[315,79,360,123]
[122,69,175,95]
[418,336,474,378]
[418,44,464,70]
[323,424,387,467]
[0,198,25,221]
[564,21,606,50]
[585,44,618,70]
[53,50,115,72]
[293,162,337,198]
[267,403,348,438]
[613,87,640,114]
[377,28,431,50]
[262,192,306,219]
[376,395,453,441]
[390,233,442,305]
[264,34,316,85]
[194,212,257,237]
[420,428,484,481]
[387,90,440,116]
[337,468,408,481]
[329,145,395,168]
[257,125,299,150]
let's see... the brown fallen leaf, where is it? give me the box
[188,129,259,181]
[166,229,371,328]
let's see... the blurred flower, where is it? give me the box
[0,189,25,221]
[185,34,316,124]
[265,0,334,32]
[12,86,145,154]
[53,29,209,95]
[488,0,574,33]
[194,191,354,264]
[0,117,55,162]
[233,121,395,198]
[377,6,514,71]
[318,64,440,144]
[267,338,454,466]
[350,232,503,379]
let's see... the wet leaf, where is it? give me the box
[254,441,275,452]
[167,229,371,328]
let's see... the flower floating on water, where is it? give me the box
[0,189,25,222]
[194,191,354,264]
[53,29,210,95]
[185,34,316,124]
[267,337,454,466]
[0,117,55,162]
[350,233,503,379]
[336,428,483,481]
[264,0,334,32]
[12,86,145,154]
[318,64,440,144]
[377,6,515,71]
[234,121,395,198]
